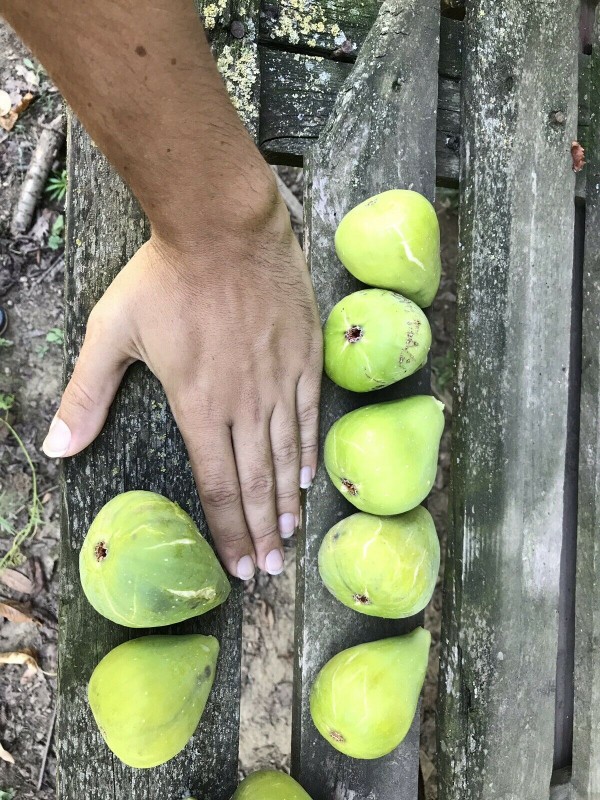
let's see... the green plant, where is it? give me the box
[37,327,64,358]
[48,214,64,250]
[0,789,16,800]
[0,339,13,349]
[0,401,42,570]
[45,169,67,202]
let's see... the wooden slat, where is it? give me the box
[437,2,579,799]
[572,9,600,799]
[57,2,261,796]
[292,1,439,798]
[257,21,590,198]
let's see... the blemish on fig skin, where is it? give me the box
[330,729,345,743]
[353,593,371,605]
[135,45,147,56]
[171,57,177,65]
[345,326,363,343]
[341,478,358,496]
[95,541,108,561]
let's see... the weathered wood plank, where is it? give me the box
[57,2,262,796]
[292,1,439,798]
[572,10,600,800]
[257,25,590,196]
[437,2,579,799]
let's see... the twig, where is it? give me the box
[10,115,65,237]
[36,704,57,792]
[32,254,64,286]
[271,167,304,228]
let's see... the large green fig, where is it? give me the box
[318,508,439,618]
[334,190,441,307]
[324,395,444,515]
[323,289,431,392]
[80,490,230,627]
[88,634,218,768]
[310,628,430,759]
[232,770,312,799]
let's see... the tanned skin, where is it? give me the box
[1,0,322,580]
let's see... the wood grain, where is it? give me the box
[437,2,579,798]
[292,1,440,798]
[572,8,600,800]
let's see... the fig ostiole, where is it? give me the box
[88,634,219,768]
[323,289,431,392]
[232,770,312,799]
[309,628,430,759]
[335,189,441,308]
[79,490,230,628]
[324,395,444,515]
[318,507,439,618]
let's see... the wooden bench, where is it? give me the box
[57,0,600,798]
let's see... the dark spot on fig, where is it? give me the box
[345,326,363,343]
[330,729,345,743]
[95,541,108,561]
[341,479,358,496]
[171,57,177,65]
[204,665,211,678]
[353,594,371,605]
[135,45,147,56]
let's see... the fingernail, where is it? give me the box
[300,466,313,489]
[265,549,284,575]
[237,555,255,581]
[42,416,71,458]
[279,512,296,539]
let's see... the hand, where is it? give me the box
[43,191,323,579]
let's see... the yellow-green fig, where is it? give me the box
[232,770,312,799]
[310,628,430,759]
[324,395,444,515]
[80,490,230,628]
[318,508,439,618]
[335,190,441,307]
[323,289,431,392]
[88,634,218,768]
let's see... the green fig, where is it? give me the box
[80,490,230,628]
[310,628,430,759]
[88,634,218,768]
[334,190,441,308]
[318,508,439,618]
[324,395,444,515]
[323,289,431,392]
[232,770,312,799]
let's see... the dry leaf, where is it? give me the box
[31,559,46,595]
[572,141,586,173]
[13,91,33,115]
[0,741,14,764]
[0,649,40,682]
[0,600,41,625]
[0,90,11,116]
[0,110,17,132]
[0,568,34,594]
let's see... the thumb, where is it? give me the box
[42,309,135,458]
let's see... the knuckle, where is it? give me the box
[217,529,251,549]
[242,472,275,502]
[297,402,319,429]
[273,434,299,467]
[300,439,318,458]
[201,481,241,511]
[64,376,98,414]
[276,486,299,506]
[250,522,280,544]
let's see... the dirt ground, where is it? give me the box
[0,21,457,800]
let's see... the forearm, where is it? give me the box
[1,0,277,245]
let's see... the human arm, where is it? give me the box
[1,0,322,578]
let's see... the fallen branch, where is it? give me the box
[36,705,57,792]
[10,114,65,237]
[272,167,303,228]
